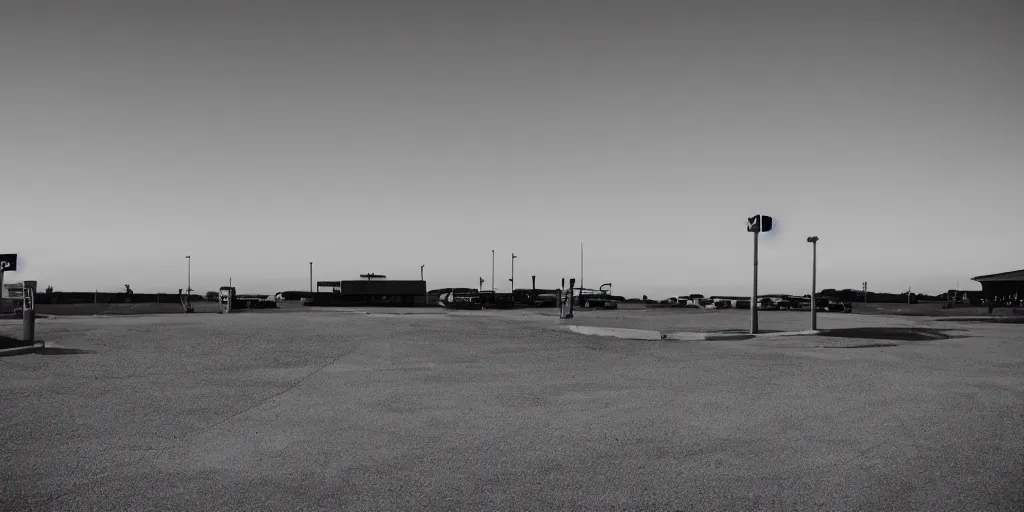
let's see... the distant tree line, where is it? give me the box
[33,289,206,305]
[819,289,946,303]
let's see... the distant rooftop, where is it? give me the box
[971,269,1024,282]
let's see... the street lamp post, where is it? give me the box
[491,250,495,293]
[420,264,426,306]
[807,236,819,330]
[185,255,191,295]
[511,253,517,294]
[309,262,313,293]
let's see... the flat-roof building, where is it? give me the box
[312,276,427,306]
[971,269,1023,302]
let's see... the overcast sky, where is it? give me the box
[3,0,1022,298]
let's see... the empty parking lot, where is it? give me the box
[2,308,1022,511]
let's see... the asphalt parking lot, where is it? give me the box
[1,308,1022,511]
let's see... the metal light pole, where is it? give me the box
[186,255,192,295]
[309,262,313,293]
[491,250,495,293]
[511,253,517,293]
[751,231,759,334]
[421,264,426,306]
[807,236,819,331]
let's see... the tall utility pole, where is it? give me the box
[186,255,192,295]
[863,282,868,303]
[421,264,426,306]
[580,243,584,294]
[511,253,517,293]
[807,236,819,330]
[309,262,313,293]
[491,250,495,293]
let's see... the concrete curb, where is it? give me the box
[563,325,666,341]
[664,330,821,341]
[0,342,45,357]
[561,325,822,342]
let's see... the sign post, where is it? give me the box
[746,216,772,334]
[752,229,759,333]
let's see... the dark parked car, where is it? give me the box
[443,291,483,310]
[827,301,852,313]
[579,295,618,309]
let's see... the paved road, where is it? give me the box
[1,310,1022,511]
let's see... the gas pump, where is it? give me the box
[219,286,236,314]
[178,288,194,313]
[560,278,575,319]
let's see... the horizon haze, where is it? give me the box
[3,0,1022,298]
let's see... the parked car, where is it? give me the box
[443,291,483,310]
[533,292,558,307]
[580,296,618,309]
[827,301,852,313]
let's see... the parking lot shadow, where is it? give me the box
[817,327,959,342]
[37,346,95,356]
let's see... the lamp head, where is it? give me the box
[807,236,819,243]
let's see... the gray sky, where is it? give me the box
[3,0,1022,298]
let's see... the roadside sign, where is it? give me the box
[2,282,24,299]
[0,254,16,272]
[746,214,774,334]
[746,215,773,233]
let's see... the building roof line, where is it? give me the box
[971,269,1024,282]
